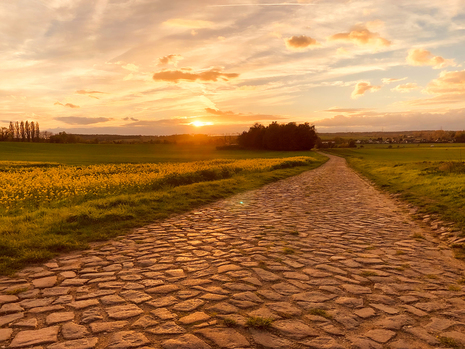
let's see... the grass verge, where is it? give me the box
[0,156,327,275]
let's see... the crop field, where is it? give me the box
[0,142,323,165]
[0,142,327,274]
[326,144,465,245]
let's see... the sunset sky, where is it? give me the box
[1,0,465,135]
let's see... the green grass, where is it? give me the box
[438,336,461,348]
[0,143,327,275]
[308,308,333,319]
[324,144,465,235]
[0,142,324,165]
[246,316,273,328]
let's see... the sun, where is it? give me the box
[190,121,213,127]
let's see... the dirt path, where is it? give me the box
[1,154,465,348]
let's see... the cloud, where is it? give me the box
[163,19,214,29]
[121,63,139,72]
[158,54,183,66]
[54,102,80,108]
[55,117,112,125]
[322,107,372,113]
[285,35,320,50]
[153,68,239,83]
[406,69,465,105]
[76,90,104,95]
[328,25,391,47]
[406,49,455,69]
[391,83,420,93]
[351,81,381,99]
[382,77,407,84]
[205,108,286,121]
[424,70,465,95]
[123,117,139,121]
[75,90,105,99]
[313,108,465,131]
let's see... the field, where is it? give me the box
[0,142,324,165]
[0,142,327,274]
[325,144,465,249]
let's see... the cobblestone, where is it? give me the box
[1,154,464,347]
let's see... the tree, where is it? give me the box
[30,121,35,140]
[15,122,20,141]
[20,121,25,141]
[35,122,40,141]
[9,122,15,140]
[25,121,31,141]
[238,121,319,151]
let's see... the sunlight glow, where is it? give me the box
[190,121,213,127]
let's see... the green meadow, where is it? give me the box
[0,142,328,274]
[0,142,325,165]
[326,144,465,252]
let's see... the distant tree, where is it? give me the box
[238,121,318,151]
[25,121,31,141]
[15,122,20,141]
[49,131,81,143]
[20,121,25,141]
[35,122,40,141]
[455,131,465,143]
[0,127,8,141]
[30,121,35,140]
[9,122,15,140]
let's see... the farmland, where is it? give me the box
[0,142,327,274]
[325,144,465,242]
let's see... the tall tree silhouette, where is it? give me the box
[20,121,25,141]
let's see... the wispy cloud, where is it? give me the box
[153,68,239,83]
[351,82,381,99]
[55,117,112,125]
[328,25,391,48]
[285,35,320,50]
[54,102,80,108]
[391,83,420,93]
[205,108,286,122]
[406,49,455,69]
[158,54,184,66]
[382,78,407,84]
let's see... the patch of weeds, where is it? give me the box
[246,316,272,328]
[290,231,299,236]
[396,250,405,255]
[361,271,378,277]
[448,284,461,291]
[258,261,267,269]
[412,232,425,239]
[6,287,29,295]
[224,318,238,327]
[425,274,439,279]
[457,277,465,285]
[309,308,333,319]
[275,258,283,263]
[134,240,144,244]
[438,336,460,348]
[365,246,375,250]
[282,247,295,255]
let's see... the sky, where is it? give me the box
[1,0,465,135]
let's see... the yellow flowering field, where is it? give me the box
[0,157,313,212]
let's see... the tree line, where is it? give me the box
[0,121,41,142]
[238,122,319,150]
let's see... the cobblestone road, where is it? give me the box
[1,154,465,348]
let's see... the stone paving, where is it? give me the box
[1,154,465,349]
